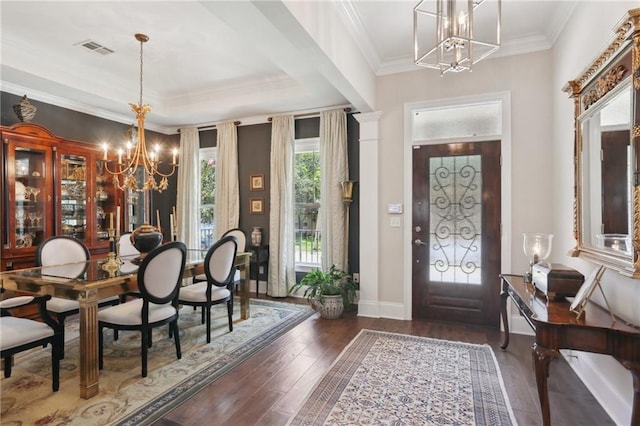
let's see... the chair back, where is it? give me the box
[204,235,238,287]
[137,241,186,305]
[119,232,140,257]
[221,228,246,252]
[37,236,90,266]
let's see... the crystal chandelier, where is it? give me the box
[102,33,178,193]
[414,0,501,75]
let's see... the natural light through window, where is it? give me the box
[294,137,322,270]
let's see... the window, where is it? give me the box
[199,147,216,249]
[294,137,321,270]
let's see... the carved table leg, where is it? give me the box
[533,343,559,426]
[78,291,99,399]
[621,361,640,426]
[500,282,510,349]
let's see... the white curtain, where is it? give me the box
[176,127,200,250]
[268,115,296,297]
[213,121,239,240]
[320,109,349,271]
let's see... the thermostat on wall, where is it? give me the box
[387,204,403,214]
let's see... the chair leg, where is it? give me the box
[57,314,67,360]
[172,321,181,359]
[114,330,119,341]
[98,326,104,370]
[201,306,205,324]
[52,336,61,392]
[4,356,12,378]
[141,330,149,378]
[206,305,211,343]
[227,299,233,332]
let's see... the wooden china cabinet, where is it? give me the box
[1,123,120,271]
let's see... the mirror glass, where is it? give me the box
[579,83,632,256]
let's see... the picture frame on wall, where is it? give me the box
[250,198,264,214]
[250,174,264,191]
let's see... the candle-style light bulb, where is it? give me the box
[102,143,108,161]
[172,147,178,165]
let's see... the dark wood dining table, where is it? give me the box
[0,249,251,399]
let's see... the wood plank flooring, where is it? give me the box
[157,296,615,426]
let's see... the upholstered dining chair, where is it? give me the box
[179,235,238,343]
[0,294,63,391]
[118,232,140,258]
[98,241,186,378]
[36,235,119,358]
[194,228,245,292]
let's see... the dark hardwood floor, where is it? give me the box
[157,296,615,426]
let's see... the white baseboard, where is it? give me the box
[357,300,380,318]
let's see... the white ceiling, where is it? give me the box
[0,0,578,134]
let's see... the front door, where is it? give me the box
[412,141,501,326]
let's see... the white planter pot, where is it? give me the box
[315,294,344,319]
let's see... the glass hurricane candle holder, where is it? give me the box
[523,233,553,283]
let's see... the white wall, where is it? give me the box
[376,50,555,304]
[551,2,640,424]
[372,2,638,423]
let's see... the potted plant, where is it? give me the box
[290,264,357,319]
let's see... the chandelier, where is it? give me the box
[102,33,178,193]
[413,0,501,75]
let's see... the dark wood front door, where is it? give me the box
[412,141,501,327]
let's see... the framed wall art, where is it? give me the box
[250,198,264,214]
[250,174,264,191]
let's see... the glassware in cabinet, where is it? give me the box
[60,154,88,242]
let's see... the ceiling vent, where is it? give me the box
[75,39,114,56]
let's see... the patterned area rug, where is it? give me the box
[1,299,313,425]
[289,329,517,426]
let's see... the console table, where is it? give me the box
[499,274,640,426]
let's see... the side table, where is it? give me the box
[249,245,269,297]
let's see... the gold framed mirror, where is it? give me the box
[564,8,640,277]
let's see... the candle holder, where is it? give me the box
[102,228,121,277]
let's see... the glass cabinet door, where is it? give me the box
[60,154,87,242]
[14,147,48,249]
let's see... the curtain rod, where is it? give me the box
[177,120,241,132]
[268,107,352,122]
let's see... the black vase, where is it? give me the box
[131,223,163,254]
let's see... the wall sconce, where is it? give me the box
[341,181,356,205]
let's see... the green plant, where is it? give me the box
[290,264,357,308]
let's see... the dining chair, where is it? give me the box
[98,241,186,378]
[194,228,245,293]
[179,235,238,343]
[118,232,140,258]
[0,294,63,391]
[36,235,119,358]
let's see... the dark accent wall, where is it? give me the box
[2,92,360,278]
[2,92,180,239]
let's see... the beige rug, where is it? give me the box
[289,329,517,425]
[1,299,313,425]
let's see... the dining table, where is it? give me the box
[0,249,251,399]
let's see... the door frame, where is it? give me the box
[403,92,513,321]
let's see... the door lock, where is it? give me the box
[414,239,427,246]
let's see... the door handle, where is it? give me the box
[414,239,427,246]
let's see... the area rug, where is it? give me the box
[289,329,517,426]
[0,299,313,425]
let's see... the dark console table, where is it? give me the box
[499,274,640,426]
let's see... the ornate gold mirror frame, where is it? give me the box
[564,8,640,277]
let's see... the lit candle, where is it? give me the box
[102,143,108,161]
[110,213,113,230]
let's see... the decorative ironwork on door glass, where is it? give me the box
[429,155,482,284]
